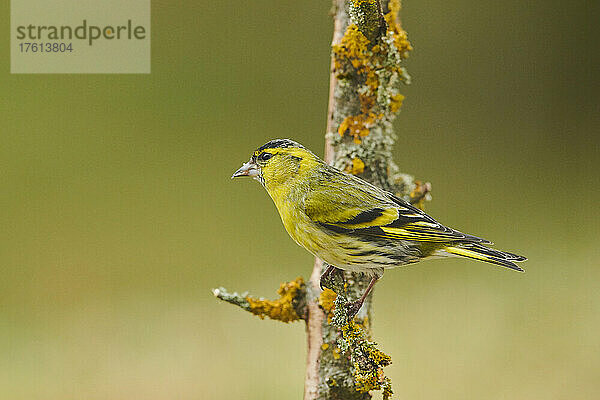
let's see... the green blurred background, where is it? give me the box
[1,0,598,399]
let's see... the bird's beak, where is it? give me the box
[231,160,260,179]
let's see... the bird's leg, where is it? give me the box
[319,264,342,291]
[346,275,380,318]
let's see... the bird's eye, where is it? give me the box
[258,152,273,162]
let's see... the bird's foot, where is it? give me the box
[346,299,364,319]
[319,265,343,291]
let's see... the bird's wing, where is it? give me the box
[371,194,490,243]
[304,175,489,244]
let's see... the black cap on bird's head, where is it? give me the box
[255,139,304,152]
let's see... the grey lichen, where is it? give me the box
[212,287,251,311]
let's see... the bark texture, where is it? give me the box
[215,1,428,399]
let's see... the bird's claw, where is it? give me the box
[319,265,342,291]
[319,272,331,291]
[346,299,364,319]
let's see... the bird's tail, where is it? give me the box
[444,244,526,272]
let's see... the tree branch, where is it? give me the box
[304,259,326,400]
[304,2,416,398]
[213,277,306,323]
[216,2,421,399]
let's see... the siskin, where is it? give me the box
[232,139,526,316]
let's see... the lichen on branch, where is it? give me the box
[213,277,306,323]
[318,270,394,400]
[329,0,415,197]
[340,321,393,400]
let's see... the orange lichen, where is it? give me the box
[338,113,380,143]
[333,2,411,145]
[346,158,365,175]
[332,24,371,72]
[389,93,405,112]
[333,24,382,140]
[333,347,342,360]
[365,71,379,90]
[385,0,412,57]
[246,277,304,322]
[318,288,337,316]
[359,92,376,113]
[340,321,393,398]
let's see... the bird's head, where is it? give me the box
[232,139,319,189]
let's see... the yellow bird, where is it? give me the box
[232,139,525,316]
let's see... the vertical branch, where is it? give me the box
[325,2,351,161]
[304,259,326,400]
[304,1,420,399]
[216,2,427,399]
[304,3,346,400]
